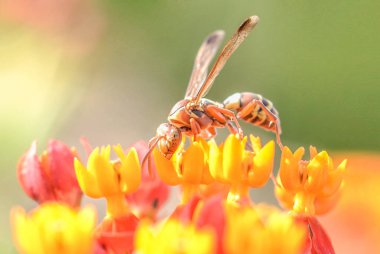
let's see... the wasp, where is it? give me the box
[143,16,282,172]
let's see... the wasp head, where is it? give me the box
[156,123,182,159]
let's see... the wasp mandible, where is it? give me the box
[143,16,282,173]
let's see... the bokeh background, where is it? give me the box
[1,0,379,252]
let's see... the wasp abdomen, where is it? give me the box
[223,92,280,133]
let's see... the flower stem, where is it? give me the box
[106,194,130,218]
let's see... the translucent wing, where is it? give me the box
[194,16,259,103]
[185,30,225,99]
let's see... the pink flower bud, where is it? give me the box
[17,140,82,207]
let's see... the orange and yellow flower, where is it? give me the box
[153,138,213,203]
[275,146,346,215]
[225,205,307,254]
[135,219,215,254]
[209,134,275,204]
[11,203,96,254]
[74,144,142,253]
[74,144,141,217]
[12,135,350,254]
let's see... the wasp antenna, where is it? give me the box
[142,136,163,177]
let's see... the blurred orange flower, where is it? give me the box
[275,146,346,215]
[320,153,380,254]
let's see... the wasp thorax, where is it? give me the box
[156,123,182,159]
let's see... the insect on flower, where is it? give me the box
[143,16,282,173]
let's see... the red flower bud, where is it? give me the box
[17,140,82,207]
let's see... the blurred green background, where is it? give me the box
[1,0,379,252]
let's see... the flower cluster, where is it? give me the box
[11,133,346,254]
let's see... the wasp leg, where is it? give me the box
[207,126,217,137]
[200,127,217,139]
[205,105,243,139]
[190,118,202,140]
[237,100,283,149]
[204,105,228,124]
[226,121,240,136]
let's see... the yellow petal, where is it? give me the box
[11,204,95,254]
[279,146,304,191]
[11,207,43,254]
[119,147,141,193]
[223,134,243,183]
[274,182,295,211]
[197,139,213,184]
[153,148,180,185]
[293,192,315,215]
[250,135,262,152]
[309,145,318,159]
[315,189,342,215]
[305,151,329,192]
[74,158,102,198]
[248,140,275,187]
[89,150,119,196]
[209,140,225,182]
[113,144,127,161]
[181,142,204,184]
[135,220,154,253]
[319,159,346,197]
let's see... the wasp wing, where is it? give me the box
[185,30,225,99]
[193,16,259,103]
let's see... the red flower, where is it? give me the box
[297,216,335,254]
[17,140,82,207]
[170,195,226,254]
[95,213,139,254]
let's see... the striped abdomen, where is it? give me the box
[223,92,280,133]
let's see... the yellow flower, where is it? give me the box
[275,146,346,215]
[135,219,214,254]
[11,203,96,254]
[225,204,306,254]
[209,134,275,204]
[74,145,141,217]
[153,138,213,203]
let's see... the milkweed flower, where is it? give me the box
[126,141,170,221]
[225,205,307,254]
[12,134,348,254]
[74,144,141,217]
[135,219,215,254]
[11,203,96,254]
[275,146,346,215]
[209,134,275,204]
[153,138,213,203]
[74,144,142,254]
[17,140,82,207]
